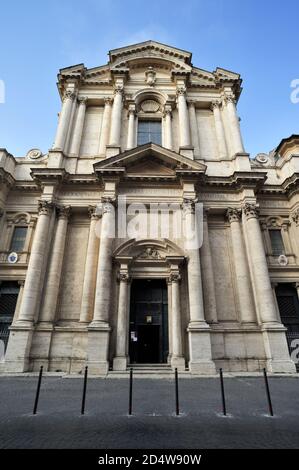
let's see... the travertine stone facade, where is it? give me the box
[0,41,299,375]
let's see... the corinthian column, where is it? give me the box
[39,206,71,324]
[242,203,278,324]
[211,101,228,158]
[183,200,206,325]
[69,97,87,156]
[91,198,115,326]
[188,101,200,158]
[53,90,76,151]
[113,272,131,371]
[163,105,173,150]
[224,96,245,155]
[169,272,185,371]
[177,85,191,147]
[79,207,100,323]
[98,98,113,155]
[243,203,296,373]
[109,86,123,146]
[183,200,216,374]
[126,105,136,150]
[227,208,256,324]
[17,201,54,324]
[200,211,218,324]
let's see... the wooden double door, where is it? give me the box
[129,279,169,364]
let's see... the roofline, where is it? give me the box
[109,40,192,63]
[276,134,299,153]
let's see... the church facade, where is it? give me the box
[0,41,299,375]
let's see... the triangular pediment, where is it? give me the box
[94,143,206,181]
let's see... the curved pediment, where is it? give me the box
[114,238,185,259]
[109,40,192,73]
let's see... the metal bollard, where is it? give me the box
[81,366,88,415]
[175,368,180,416]
[263,369,274,417]
[129,368,133,416]
[219,368,227,416]
[33,366,43,415]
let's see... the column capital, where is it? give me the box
[292,209,299,226]
[88,205,100,221]
[227,208,241,224]
[77,96,88,105]
[18,280,25,287]
[210,100,222,111]
[163,104,172,117]
[0,207,4,218]
[95,197,117,218]
[223,94,236,106]
[168,272,181,284]
[182,198,198,215]
[104,97,113,106]
[114,84,124,97]
[127,104,136,116]
[57,205,71,220]
[38,200,55,216]
[243,203,259,221]
[176,84,187,97]
[118,272,131,284]
[63,90,76,102]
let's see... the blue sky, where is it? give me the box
[0,0,298,157]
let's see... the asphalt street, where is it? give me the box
[0,376,299,449]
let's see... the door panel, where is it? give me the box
[276,284,299,372]
[129,279,168,364]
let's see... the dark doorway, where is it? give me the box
[0,282,20,352]
[129,279,168,364]
[276,284,299,372]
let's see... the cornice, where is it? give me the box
[0,168,15,188]
[258,173,299,197]
[30,168,69,185]
[203,171,267,191]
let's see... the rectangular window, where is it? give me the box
[269,229,285,256]
[137,120,162,146]
[10,227,27,252]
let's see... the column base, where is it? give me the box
[262,326,297,374]
[179,146,194,160]
[87,324,111,376]
[106,145,121,158]
[189,361,217,375]
[30,323,55,372]
[188,323,216,375]
[171,356,186,371]
[4,325,34,373]
[113,356,128,371]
